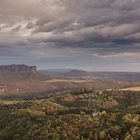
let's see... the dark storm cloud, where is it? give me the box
[27,0,140,56]
[0,0,140,71]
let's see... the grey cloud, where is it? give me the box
[11,25,21,32]
[34,19,71,33]
[0,0,140,71]
[26,22,35,29]
[30,0,140,54]
[0,33,28,47]
[112,0,140,10]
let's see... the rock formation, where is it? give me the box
[0,64,37,74]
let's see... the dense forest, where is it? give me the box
[0,89,140,140]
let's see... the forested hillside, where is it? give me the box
[0,89,140,140]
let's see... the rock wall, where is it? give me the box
[0,64,37,73]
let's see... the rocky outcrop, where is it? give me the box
[0,64,37,74]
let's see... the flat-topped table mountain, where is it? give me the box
[0,64,37,73]
[0,64,49,82]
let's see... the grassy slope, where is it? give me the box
[121,86,140,91]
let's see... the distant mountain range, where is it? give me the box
[0,65,139,82]
[40,69,140,82]
[40,69,88,77]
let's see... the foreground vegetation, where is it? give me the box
[0,89,140,140]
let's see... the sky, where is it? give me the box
[0,0,140,71]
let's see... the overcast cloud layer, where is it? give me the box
[0,0,140,71]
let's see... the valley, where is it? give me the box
[0,65,140,140]
[0,65,140,100]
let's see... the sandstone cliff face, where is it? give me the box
[0,65,37,74]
